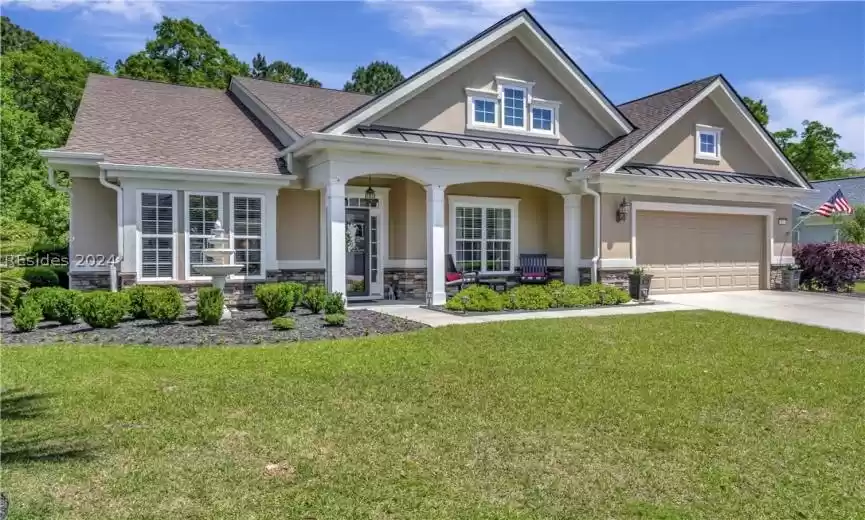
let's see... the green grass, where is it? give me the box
[854,281,865,293]
[3,311,864,519]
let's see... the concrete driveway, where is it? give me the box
[655,291,865,334]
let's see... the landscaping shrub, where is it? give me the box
[583,283,631,305]
[323,291,345,315]
[28,287,80,324]
[144,286,184,324]
[21,266,60,288]
[79,291,129,329]
[12,297,41,332]
[304,285,327,314]
[323,313,346,326]
[52,265,69,289]
[126,285,155,319]
[553,285,595,308]
[254,283,296,319]
[795,242,865,292]
[505,285,555,310]
[196,287,224,325]
[445,285,505,312]
[0,268,27,311]
[272,316,295,330]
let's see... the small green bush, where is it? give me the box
[79,291,129,329]
[553,285,595,308]
[12,297,42,332]
[26,287,80,323]
[1,268,27,311]
[126,285,155,319]
[583,283,631,305]
[323,291,345,315]
[272,316,295,330]
[304,285,327,314]
[323,313,346,326]
[196,287,224,325]
[21,266,60,288]
[144,286,184,324]
[254,283,296,319]
[445,285,505,312]
[505,285,555,310]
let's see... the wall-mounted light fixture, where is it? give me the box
[616,197,631,223]
[778,217,788,226]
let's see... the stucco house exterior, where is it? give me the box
[41,10,812,305]
[793,176,865,245]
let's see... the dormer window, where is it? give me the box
[695,124,722,160]
[465,76,559,138]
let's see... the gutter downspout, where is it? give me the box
[98,168,123,292]
[579,179,601,284]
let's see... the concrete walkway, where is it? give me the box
[655,291,865,334]
[354,301,689,327]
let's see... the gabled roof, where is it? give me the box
[584,75,719,174]
[796,176,865,210]
[61,75,285,174]
[322,9,634,137]
[233,76,371,136]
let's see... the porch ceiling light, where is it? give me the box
[616,197,631,223]
[364,175,378,207]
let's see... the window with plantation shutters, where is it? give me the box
[187,193,221,277]
[451,197,518,274]
[140,191,175,280]
[231,195,263,278]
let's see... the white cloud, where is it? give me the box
[5,0,162,21]
[748,79,865,167]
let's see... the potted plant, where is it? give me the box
[628,267,653,302]
[780,263,802,291]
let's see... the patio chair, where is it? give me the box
[445,254,478,290]
[519,253,550,284]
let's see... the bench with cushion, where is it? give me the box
[518,253,550,284]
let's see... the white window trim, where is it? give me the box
[448,195,520,275]
[137,189,178,282]
[695,124,722,161]
[465,88,499,129]
[185,191,224,281]
[229,193,266,281]
[529,98,560,137]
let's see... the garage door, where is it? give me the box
[636,211,764,294]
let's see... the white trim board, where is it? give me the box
[321,11,632,137]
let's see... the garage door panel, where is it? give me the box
[637,211,764,294]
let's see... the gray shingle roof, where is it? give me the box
[63,75,285,174]
[620,163,799,187]
[796,176,865,210]
[234,76,372,136]
[585,75,720,174]
[351,126,599,160]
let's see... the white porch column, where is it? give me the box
[325,179,347,296]
[563,193,581,284]
[264,190,278,275]
[425,184,447,305]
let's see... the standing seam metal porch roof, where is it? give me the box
[618,163,800,188]
[350,126,600,160]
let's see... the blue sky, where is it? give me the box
[4,0,864,164]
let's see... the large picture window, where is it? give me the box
[186,192,222,278]
[231,195,263,278]
[450,197,518,274]
[139,191,175,280]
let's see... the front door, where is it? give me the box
[345,208,371,298]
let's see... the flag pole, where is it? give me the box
[778,207,820,266]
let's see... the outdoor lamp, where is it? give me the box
[364,175,378,207]
[616,197,631,223]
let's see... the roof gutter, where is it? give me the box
[98,166,124,292]
[569,170,600,284]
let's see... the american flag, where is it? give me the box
[815,189,853,217]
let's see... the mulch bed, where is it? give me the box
[1,309,427,346]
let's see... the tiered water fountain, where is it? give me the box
[192,220,243,320]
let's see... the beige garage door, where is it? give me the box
[636,211,764,294]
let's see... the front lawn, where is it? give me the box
[855,281,865,293]
[3,311,864,519]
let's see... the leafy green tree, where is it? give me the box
[250,53,321,86]
[839,206,865,244]
[777,121,856,180]
[1,16,40,54]
[115,17,249,88]
[343,60,404,95]
[742,96,769,127]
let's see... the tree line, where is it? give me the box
[0,15,860,253]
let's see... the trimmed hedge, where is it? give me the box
[254,283,297,319]
[504,285,554,310]
[323,291,345,315]
[323,313,346,326]
[12,297,41,332]
[197,287,224,325]
[144,286,184,324]
[446,282,631,312]
[79,291,129,329]
[28,287,80,324]
[0,268,27,311]
[304,285,327,314]
[126,285,155,319]
[21,266,59,289]
[794,242,865,292]
[445,285,505,312]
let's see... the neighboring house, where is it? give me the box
[793,176,865,245]
[40,10,812,304]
